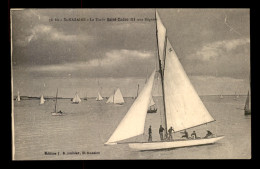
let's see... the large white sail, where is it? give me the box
[73,93,81,103]
[106,94,114,103]
[16,91,20,101]
[40,95,45,104]
[96,92,103,101]
[105,70,156,144]
[156,10,166,69]
[163,38,214,132]
[114,88,124,104]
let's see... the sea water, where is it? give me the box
[12,96,251,160]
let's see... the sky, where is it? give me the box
[11,8,250,97]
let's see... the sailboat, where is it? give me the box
[40,95,45,104]
[16,91,20,101]
[147,96,157,113]
[233,92,239,100]
[244,90,251,115]
[104,10,224,150]
[51,88,63,116]
[106,88,125,105]
[96,91,103,101]
[72,92,81,104]
[84,93,88,101]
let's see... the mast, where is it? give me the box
[155,10,168,132]
[54,88,58,112]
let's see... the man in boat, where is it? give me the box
[204,130,213,138]
[148,125,152,142]
[168,127,174,141]
[181,130,188,139]
[58,110,63,114]
[159,125,164,141]
[191,131,197,139]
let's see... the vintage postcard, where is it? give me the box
[11,8,251,160]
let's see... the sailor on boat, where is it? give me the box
[159,125,165,141]
[204,130,213,138]
[181,130,188,139]
[191,131,197,139]
[168,127,174,141]
[148,125,152,142]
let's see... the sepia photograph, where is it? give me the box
[11,8,250,160]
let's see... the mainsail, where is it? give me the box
[156,10,166,70]
[40,95,45,104]
[163,38,214,132]
[96,92,103,101]
[105,70,156,144]
[73,92,81,103]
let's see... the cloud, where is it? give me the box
[193,38,250,61]
[15,24,92,47]
[27,49,154,72]
[87,49,153,67]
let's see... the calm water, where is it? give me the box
[13,96,251,160]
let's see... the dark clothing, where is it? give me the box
[205,130,213,138]
[159,126,164,141]
[149,128,152,134]
[191,132,197,139]
[148,127,152,142]
[168,128,174,141]
[159,127,164,133]
[181,131,188,139]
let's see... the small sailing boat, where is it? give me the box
[147,96,157,113]
[104,10,224,151]
[16,91,20,101]
[233,92,239,100]
[83,93,88,101]
[40,95,45,104]
[106,88,125,105]
[96,91,103,101]
[244,90,251,115]
[51,88,64,116]
[72,92,81,104]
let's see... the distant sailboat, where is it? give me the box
[106,88,124,105]
[244,90,251,115]
[104,10,224,150]
[147,96,157,113]
[51,88,63,116]
[40,95,45,104]
[96,92,103,101]
[220,94,224,99]
[72,92,81,104]
[16,91,20,101]
[84,93,88,101]
[233,92,239,100]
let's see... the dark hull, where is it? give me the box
[147,109,157,113]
